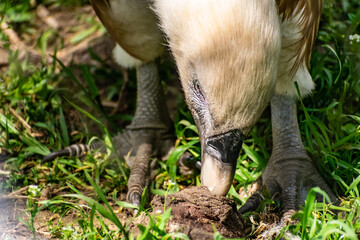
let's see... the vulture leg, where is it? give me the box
[42,61,178,206]
[239,94,338,218]
[116,61,174,206]
[80,0,175,206]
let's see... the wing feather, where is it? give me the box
[277,0,323,72]
[90,0,163,62]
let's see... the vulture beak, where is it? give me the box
[201,130,243,196]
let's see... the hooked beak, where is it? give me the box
[201,129,243,196]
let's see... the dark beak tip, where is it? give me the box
[200,129,244,196]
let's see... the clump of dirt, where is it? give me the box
[131,186,245,239]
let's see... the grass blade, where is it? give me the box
[83,171,129,239]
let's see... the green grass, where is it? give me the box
[0,0,359,239]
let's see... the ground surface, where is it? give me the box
[0,198,49,240]
[0,187,249,239]
[0,184,131,239]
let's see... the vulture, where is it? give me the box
[44,0,338,215]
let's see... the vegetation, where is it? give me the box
[0,0,359,239]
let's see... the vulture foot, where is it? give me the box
[42,125,175,207]
[239,94,338,219]
[239,156,338,218]
[119,127,175,207]
[177,152,202,176]
[117,61,175,206]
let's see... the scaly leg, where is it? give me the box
[42,61,192,206]
[119,61,174,206]
[239,94,337,218]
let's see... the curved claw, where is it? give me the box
[41,143,91,164]
[238,191,265,214]
[130,192,141,207]
[126,142,153,209]
[42,149,71,163]
[240,94,339,217]
[178,151,201,176]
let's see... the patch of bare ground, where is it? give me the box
[0,198,50,240]
[0,185,131,239]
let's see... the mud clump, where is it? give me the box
[150,186,245,239]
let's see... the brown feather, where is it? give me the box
[90,0,132,56]
[277,0,323,72]
[90,0,164,62]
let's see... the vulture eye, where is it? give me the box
[192,77,206,103]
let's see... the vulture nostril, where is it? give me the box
[205,129,244,165]
[205,144,222,160]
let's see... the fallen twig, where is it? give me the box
[36,5,60,29]
[0,170,11,175]
[55,29,104,65]
[0,195,29,200]
[9,107,44,138]
[9,107,31,132]
[0,20,49,65]
[0,186,30,199]
[0,21,26,50]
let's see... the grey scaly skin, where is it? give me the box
[43,61,176,206]
[239,94,338,219]
[123,61,174,206]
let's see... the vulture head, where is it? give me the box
[155,0,282,195]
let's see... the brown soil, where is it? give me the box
[130,186,246,239]
[0,186,132,239]
[0,198,50,240]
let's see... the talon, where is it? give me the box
[195,161,202,170]
[42,143,100,164]
[41,149,74,163]
[238,192,265,214]
[178,152,201,175]
[281,210,297,224]
[43,61,175,210]
[130,192,141,207]
[179,152,193,163]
